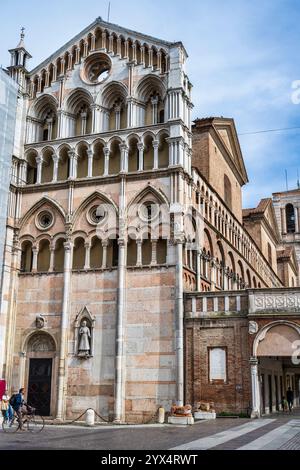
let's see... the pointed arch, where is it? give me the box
[135,74,167,102]
[63,87,94,115]
[99,81,128,109]
[72,190,119,226]
[28,93,59,120]
[126,184,170,213]
[19,196,67,230]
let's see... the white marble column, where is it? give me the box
[151,96,159,124]
[153,140,159,170]
[196,250,202,291]
[32,247,38,273]
[87,149,93,177]
[84,242,91,270]
[150,239,158,265]
[175,240,184,406]
[210,259,216,291]
[49,246,55,272]
[104,146,110,176]
[52,154,59,182]
[120,144,129,173]
[250,357,261,418]
[36,156,43,184]
[138,143,144,171]
[56,241,73,420]
[136,239,142,266]
[114,239,126,422]
[295,206,299,233]
[101,240,108,269]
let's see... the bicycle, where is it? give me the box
[2,406,45,433]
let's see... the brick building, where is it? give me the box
[0,19,299,422]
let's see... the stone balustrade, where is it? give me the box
[185,287,300,318]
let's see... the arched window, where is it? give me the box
[286,204,295,233]
[224,174,232,210]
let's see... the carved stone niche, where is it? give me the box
[74,306,95,359]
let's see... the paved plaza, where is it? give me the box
[1,410,300,450]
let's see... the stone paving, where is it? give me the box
[1,410,300,450]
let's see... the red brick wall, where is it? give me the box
[185,317,251,414]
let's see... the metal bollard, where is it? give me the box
[158,407,165,424]
[85,409,95,426]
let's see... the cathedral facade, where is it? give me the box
[1,18,300,423]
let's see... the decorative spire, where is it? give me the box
[16,26,26,49]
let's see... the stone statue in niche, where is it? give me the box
[78,320,91,357]
[35,315,45,329]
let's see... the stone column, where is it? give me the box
[141,46,145,67]
[91,34,96,51]
[120,144,129,173]
[49,246,55,272]
[150,239,158,265]
[132,43,137,62]
[250,357,261,418]
[53,64,57,81]
[67,52,73,71]
[60,59,65,76]
[136,239,142,266]
[101,240,108,269]
[80,111,87,135]
[210,259,216,291]
[157,52,162,73]
[104,146,110,176]
[281,207,287,235]
[153,140,159,170]
[175,240,184,406]
[117,38,122,56]
[223,268,229,290]
[37,76,42,93]
[149,48,153,68]
[36,156,43,184]
[124,40,129,59]
[83,40,88,58]
[75,47,80,64]
[56,241,73,420]
[102,32,107,50]
[84,242,91,270]
[196,250,202,291]
[52,154,59,182]
[108,34,113,53]
[68,151,77,179]
[114,239,126,422]
[87,149,93,177]
[20,161,27,186]
[295,206,299,233]
[151,96,159,124]
[32,247,38,273]
[45,71,50,88]
[138,143,144,171]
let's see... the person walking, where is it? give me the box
[286,387,294,412]
[1,390,13,423]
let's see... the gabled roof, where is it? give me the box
[243,198,281,243]
[192,117,249,186]
[277,246,299,274]
[29,17,184,76]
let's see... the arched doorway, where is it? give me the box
[25,332,57,417]
[251,321,300,417]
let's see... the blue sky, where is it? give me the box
[1,0,300,208]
